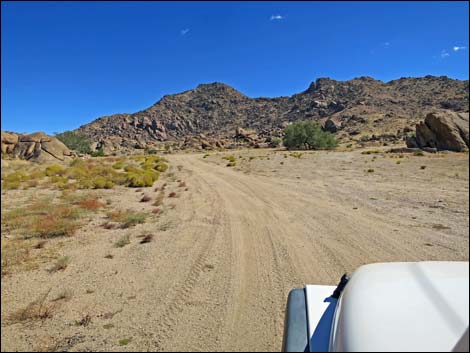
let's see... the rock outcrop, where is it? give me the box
[406,111,469,152]
[72,76,468,150]
[1,131,74,161]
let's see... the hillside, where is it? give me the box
[74,76,469,152]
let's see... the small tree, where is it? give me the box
[283,121,338,150]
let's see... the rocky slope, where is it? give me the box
[74,76,469,151]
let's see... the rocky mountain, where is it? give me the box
[74,76,469,152]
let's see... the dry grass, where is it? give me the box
[153,191,165,206]
[106,210,147,228]
[115,234,130,248]
[7,289,57,324]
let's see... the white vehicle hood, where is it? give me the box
[327,261,469,352]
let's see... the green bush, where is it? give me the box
[283,121,338,150]
[90,148,105,157]
[55,131,92,154]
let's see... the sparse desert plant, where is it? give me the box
[178,181,187,188]
[78,198,106,210]
[104,253,114,259]
[121,211,147,228]
[45,165,66,177]
[222,155,236,162]
[75,313,92,326]
[414,150,424,156]
[290,152,303,159]
[115,234,130,248]
[153,192,165,206]
[168,192,177,198]
[227,161,236,167]
[119,338,131,346]
[420,165,427,170]
[367,169,375,173]
[396,160,401,164]
[203,154,210,158]
[7,289,57,323]
[48,256,70,272]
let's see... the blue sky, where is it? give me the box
[1,1,469,134]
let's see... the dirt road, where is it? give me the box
[2,150,468,352]
[154,151,468,351]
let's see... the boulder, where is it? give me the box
[2,131,74,162]
[409,111,469,151]
[323,118,341,133]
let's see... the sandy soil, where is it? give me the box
[1,149,469,351]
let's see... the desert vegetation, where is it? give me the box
[283,121,338,150]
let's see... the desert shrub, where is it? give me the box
[124,165,139,173]
[115,234,130,248]
[90,148,105,157]
[45,165,66,177]
[168,192,177,198]
[78,198,106,210]
[367,169,375,173]
[222,155,236,162]
[107,210,147,228]
[5,170,30,183]
[227,161,236,167]
[7,289,56,323]
[2,180,21,190]
[290,152,303,159]
[154,161,168,172]
[203,154,210,158]
[55,131,91,154]
[420,165,427,170]
[125,169,159,187]
[414,151,424,156]
[283,121,338,150]
[270,137,281,148]
[92,176,114,189]
[112,161,124,169]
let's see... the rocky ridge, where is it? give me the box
[54,76,470,152]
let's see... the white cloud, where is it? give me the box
[270,15,284,21]
[180,28,189,36]
[441,50,450,58]
[453,46,466,51]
